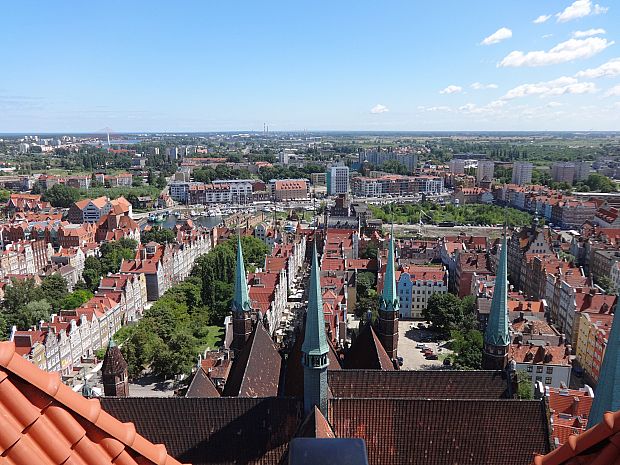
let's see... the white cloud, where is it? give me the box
[498,37,613,67]
[556,0,608,22]
[546,101,563,107]
[418,105,452,112]
[533,14,552,24]
[576,58,620,78]
[542,34,554,39]
[605,84,620,97]
[439,85,463,94]
[471,82,499,90]
[481,27,513,45]
[502,76,597,99]
[594,4,609,14]
[573,28,606,38]
[370,104,389,114]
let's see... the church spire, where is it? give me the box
[482,228,510,370]
[377,225,399,364]
[232,234,251,313]
[302,243,329,416]
[588,299,620,428]
[380,225,399,313]
[231,234,252,352]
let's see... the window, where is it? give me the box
[546,367,553,374]
[527,366,533,373]
[536,376,542,382]
[536,366,543,373]
[545,377,552,384]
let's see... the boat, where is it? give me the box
[190,210,198,217]
[173,211,180,217]
[207,207,221,217]
[147,213,166,223]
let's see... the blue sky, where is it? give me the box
[1,0,619,132]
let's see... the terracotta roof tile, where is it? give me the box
[0,341,185,465]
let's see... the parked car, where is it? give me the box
[416,343,426,349]
[443,358,452,366]
[396,356,404,367]
[426,354,438,360]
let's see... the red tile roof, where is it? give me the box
[0,341,185,465]
[533,410,620,465]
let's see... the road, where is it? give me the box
[388,223,503,238]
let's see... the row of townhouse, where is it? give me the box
[171,179,254,204]
[9,269,149,374]
[575,312,613,383]
[120,222,214,301]
[570,225,620,278]
[10,294,124,375]
[493,184,600,230]
[0,239,53,279]
[351,174,444,197]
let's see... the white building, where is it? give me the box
[18,143,30,154]
[328,165,350,195]
[396,265,448,318]
[512,162,533,186]
[510,343,572,388]
[476,161,495,184]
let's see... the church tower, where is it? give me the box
[482,231,510,370]
[302,245,329,417]
[378,226,399,363]
[588,299,620,428]
[102,337,129,397]
[231,235,252,353]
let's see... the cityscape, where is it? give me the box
[2,2,620,465]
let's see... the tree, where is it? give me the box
[450,329,483,370]
[3,278,42,315]
[20,300,52,329]
[517,370,534,399]
[355,289,379,322]
[42,184,80,207]
[0,189,10,203]
[40,274,68,309]
[356,271,376,296]
[423,293,476,336]
[142,226,176,245]
[360,243,378,260]
[132,176,143,187]
[595,275,616,294]
[61,290,94,309]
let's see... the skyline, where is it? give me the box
[2,0,620,132]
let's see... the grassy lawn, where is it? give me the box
[200,326,224,351]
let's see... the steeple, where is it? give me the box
[482,229,510,370]
[232,234,251,313]
[377,225,399,364]
[302,244,329,417]
[231,234,252,353]
[380,225,399,313]
[588,299,620,428]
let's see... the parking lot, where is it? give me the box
[398,321,453,370]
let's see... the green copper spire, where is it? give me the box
[380,226,399,313]
[302,244,329,357]
[232,234,251,313]
[107,337,117,349]
[484,232,510,346]
[588,299,620,428]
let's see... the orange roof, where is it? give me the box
[533,410,620,465]
[0,341,185,465]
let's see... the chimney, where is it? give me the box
[572,397,581,416]
[565,344,572,357]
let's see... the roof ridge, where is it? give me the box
[0,341,185,465]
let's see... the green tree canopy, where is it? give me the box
[142,226,176,245]
[61,290,94,309]
[42,184,81,207]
